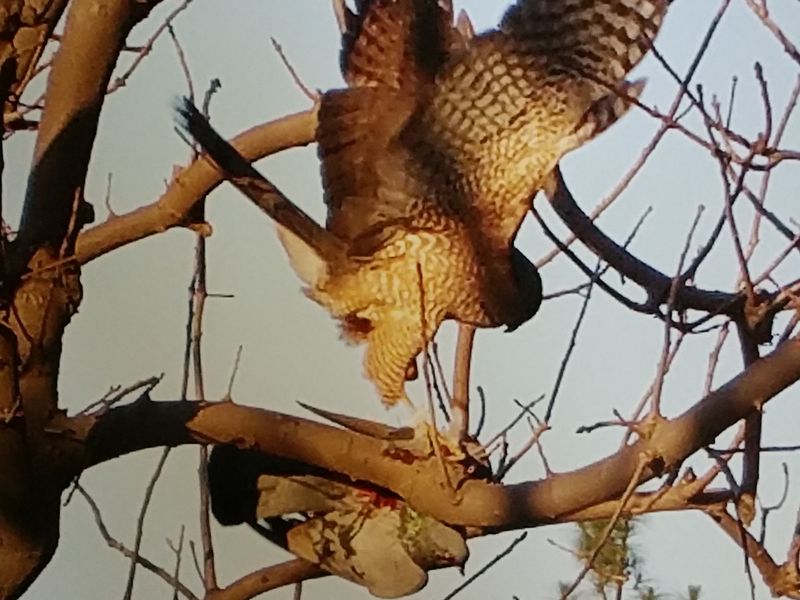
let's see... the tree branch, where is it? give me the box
[63,336,800,530]
[737,322,762,525]
[18,0,163,253]
[708,508,800,598]
[204,560,323,600]
[74,108,317,264]
[545,169,742,316]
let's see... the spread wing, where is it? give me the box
[336,0,455,89]
[319,0,669,247]
[402,0,670,246]
[318,0,466,241]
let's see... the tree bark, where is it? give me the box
[0,1,164,597]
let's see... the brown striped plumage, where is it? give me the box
[177,0,669,406]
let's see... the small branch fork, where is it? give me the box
[106,0,195,94]
[76,484,199,600]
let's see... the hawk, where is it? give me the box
[177,0,668,406]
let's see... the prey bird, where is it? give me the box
[176,0,669,407]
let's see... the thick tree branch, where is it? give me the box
[64,337,800,530]
[204,560,322,600]
[545,169,743,316]
[18,0,163,253]
[74,108,318,264]
[0,4,166,598]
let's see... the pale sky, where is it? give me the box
[9,1,800,598]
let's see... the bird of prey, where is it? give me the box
[177,0,669,406]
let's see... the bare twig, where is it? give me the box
[76,484,199,600]
[559,456,649,598]
[124,448,171,600]
[181,83,222,593]
[744,0,800,67]
[443,533,528,600]
[545,256,601,423]
[223,345,243,402]
[416,263,455,491]
[431,342,454,410]
[650,205,705,415]
[107,0,195,94]
[78,375,162,417]
[495,419,550,481]
[170,526,186,600]
[704,323,731,395]
[759,463,790,545]
[167,23,194,102]
[485,394,544,449]
[270,38,319,102]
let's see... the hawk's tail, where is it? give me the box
[174,98,343,287]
